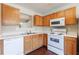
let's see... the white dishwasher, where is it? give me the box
[4,36,24,55]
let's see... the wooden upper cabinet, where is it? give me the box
[56,11,65,18]
[34,15,43,26]
[43,16,47,26]
[65,7,76,25]
[34,15,51,26]
[34,7,76,26]
[43,15,51,26]
[64,36,77,55]
[2,4,20,25]
[50,13,57,19]
[39,16,43,26]
[50,11,65,19]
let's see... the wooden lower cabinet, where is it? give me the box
[64,36,77,55]
[24,36,32,54]
[32,35,39,50]
[24,34,44,54]
[0,40,3,55]
[43,34,48,46]
[38,34,43,47]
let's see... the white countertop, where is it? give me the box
[64,34,77,38]
[0,33,44,40]
[0,32,77,40]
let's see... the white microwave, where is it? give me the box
[50,17,65,26]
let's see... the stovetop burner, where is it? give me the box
[50,32,66,35]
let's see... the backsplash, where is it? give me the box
[2,25,23,35]
[66,24,77,36]
[43,27,51,33]
[1,25,43,35]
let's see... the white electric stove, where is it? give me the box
[48,28,66,55]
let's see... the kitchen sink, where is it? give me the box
[20,32,36,35]
[26,32,36,35]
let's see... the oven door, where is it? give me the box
[48,35,64,50]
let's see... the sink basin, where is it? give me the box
[20,32,36,35]
[27,33,36,34]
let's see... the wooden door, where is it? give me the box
[43,15,50,26]
[72,38,77,55]
[0,40,3,55]
[50,13,57,19]
[64,36,77,55]
[43,16,47,26]
[38,34,43,47]
[34,15,43,26]
[32,35,39,50]
[43,34,48,46]
[34,15,39,25]
[24,36,32,54]
[39,16,43,26]
[2,4,20,25]
[65,7,76,25]
[56,11,65,18]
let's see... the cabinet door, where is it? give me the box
[43,16,50,26]
[32,35,39,50]
[24,36,32,54]
[34,15,40,26]
[43,16,47,26]
[43,34,48,46]
[50,13,57,19]
[56,11,65,18]
[0,40,3,55]
[38,34,43,47]
[72,39,77,55]
[64,37,77,55]
[34,15,43,26]
[39,16,43,26]
[2,4,20,25]
[65,7,76,25]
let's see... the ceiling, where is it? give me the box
[13,3,70,15]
